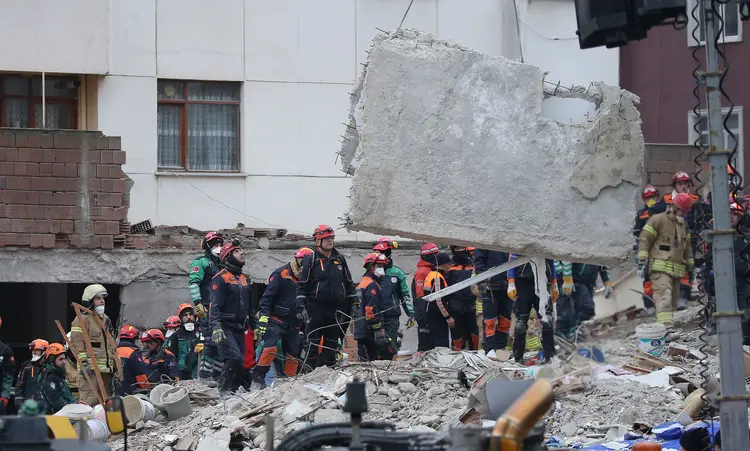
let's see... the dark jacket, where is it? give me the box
[445,253,476,314]
[260,263,301,323]
[210,267,254,331]
[115,341,150,396]
[15,359,44,405]
[379,269,405,318]
[571,263,610,287]
[145,345,179,383]
[36,363,75,414]
[474,250,510,288]
[634,206,651,250]
[296,248,357,310]
[508,256,557,283]
[354,273,385,340]
[0,341,14,402]
[166,327,201,379]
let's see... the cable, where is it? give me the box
[397,0,415,32]
[512,0,525,63]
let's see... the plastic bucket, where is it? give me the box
[150,383,173,411]
[636,323,667,356]
[161,386,192,420]
[71,419,91,440]
[123,395,156,426]
[86,419,110,442]
[54,403,93,420]
[91,404,107,423]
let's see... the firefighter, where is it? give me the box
[70,284,116,406]
[474,249,513,358]
[635,185,660,315]
[445,245,479,350]
[189,231,224,385]
[296,225,358,369]
[638,192,695,325]
[167,304,202,380]
[555,261,612,339]
[210,239,254,393]
[423,252,454,350]
[507,256,558,364]
[163,316,181,341]
[142,329,178,383]
[14,339,48,409]
[0,317,15,414]
[354,253,393,361]
[373,238,416,348]
[115,325,150,396]
[36,343,76,414]
[252,247,312,388]
[412,243,440,352]
[63,334,79,400]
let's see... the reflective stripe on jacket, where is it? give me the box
[638,210,694,278]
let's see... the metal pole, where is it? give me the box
[701,2,750,450]
[41,72,46,129]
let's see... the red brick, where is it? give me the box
[16,233,30,246]
[60,220,75,234]
[7,176,31,190]
[87,235,102,249]
[14,134,27,147]
[64,163,78,178]
[39,163,52,176]
[112,179,126,193]
[17,148,31,162]
[38,192,53,205]
[5,148,18,162]
[113,207,128,221]
[0,190,16,204]
[100,179,113,192]
[2,204,18,218]
[100,151,113,164]
[43,234,56,248]
[52,163,65,177]
[17,191,40,205]
[95,193,110,207]
[69,234,82,248]
[54,178,78,192]
[0,218,9,232]
[105,220,119,235]
[19,205,44,219]
[40,134,54,148]
[89,150,101,163]
[11,219,36,232]
[55,149,81,163]
[96,137,109,150]
[98,206,114,220]
[35,219,53,233]
[28,148,43,162]
[89,178,101,191]
[29,234,44,248]
[0,176,5,190]
[0,162,14,175]
[0,148,5,161]
[0,133,15,147]
[108,165,124,179]
[57,192,77,206]
[17,162,39,176]
[101,235,114,249]
[93,221,107,234]
[26,134,42,148]
[42,149,55,163]
[30,177,55,191]
[54,134,83,149]
[108,193,123,207]
[96,164,108,178]
[44,206,77,220]
[134,237,148,249]
[112,151,127,165]
[108,137,122,150]
[0,232,18,246]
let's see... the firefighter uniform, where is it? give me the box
[189,252,222,380]
[355,272,391,361]
[445,254,479,350]
[634,205,657,311]
[70,311,116,406]
[474,250,513,353]
[555,262,610,338]
[115,340,150,396]
[508,256,556,363]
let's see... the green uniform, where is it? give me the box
[386,265,415,316]
[167,327,201,379]
[36,363,75,414]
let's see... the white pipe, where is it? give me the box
[421,256,532,302]
[41,72,46,129]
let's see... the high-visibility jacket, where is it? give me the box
[424,271,450,318]
[70,313,115,374]
[638,210,694,278]
[115,343,150,396]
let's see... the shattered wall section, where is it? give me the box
[341,30,644,264]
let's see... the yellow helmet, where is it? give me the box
[82,284,107,302]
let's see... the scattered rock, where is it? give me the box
[398,382,418,394]
[390,401,401,411]
[314,409,349,423]
[419,415,440,426]
[134,421,145,431]
[196,436,230,451]
[163,435,179,445]
[378,385,390,395]
[388,374,412,384]
[145,420,161,429]
[387,387,402,400]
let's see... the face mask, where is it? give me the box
[676,215,685,224]
[374,267,386,277]
[211,247,221,257]
[184,322,195,332]
[31,355,42,362]
[95,305,106,317]
[165,330,175,338]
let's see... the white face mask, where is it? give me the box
[95,305,106,317]
[676,215,685,224]
[165,330,175,338]
[211,247,221,257]
[184,322,195,332]
[374,267,386,277]
[31,355,42,362]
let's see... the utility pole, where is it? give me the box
[701,1,750,449]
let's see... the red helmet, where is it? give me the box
[672,192,694,212]
[141,328,165,343]
[119,324,139,340]
[219,239,241,262]
[421,243,439,256]
[178,303,194,318]
[164,316,181,329]
[294,247,314,259]
[29,339,49,352]
[672,171,692,186]
[201,231,224,252]
[373,237,399,252]
[312,225,335,240]
[728,164,736,176]
[730,202,744,214]
[641,185,659,200]
[363,252,389,268]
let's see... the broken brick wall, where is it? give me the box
[644,143,708,202]
[0,129,129,249]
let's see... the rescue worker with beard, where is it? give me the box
[211,239,254,393]
[115,325,150,396]
[373,238,416,349]
[142,329,179,383]
[445,245,479,350]
[423,252,454,349]
[355,253,393,360]
[14,339,48,409]
[70,284,115,406]
[638,192,695,326]
[474,249,513,358]
[251,247,312,388]
[189,231,224,384]
[507,256,558,364]
[167,304,203,380]
[635,185,660,315]
[36,343,75,414]
[555,261,611,340]
[296,225,358,369]
[412,243,440,352]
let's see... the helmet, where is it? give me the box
[373,237,398,251]
[436,252,451,266]
[219,239,241,262]
[201,231,224,252]
[118,324,140,340]
[363,252,389,268]
[141,328,165,343]
[728,164,736,176]
[29,339,49,352]
[420,243,439,256]
[730,202,744,214]
[164,316,181,329]
[672,171,692,186]
[312,225,335,240]
[641,185,659,200]
[294,247,314,259]
[178,303,194,318]
[672,192,694,212]
[82,284,107,302]
[466,246,476,254]
[45,343,66,360]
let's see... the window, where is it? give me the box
[157,80,240,171]
[689,107,744,176]
[0,74,79,129]
[688,0,742,46]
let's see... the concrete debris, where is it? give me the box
[340,29,644,264]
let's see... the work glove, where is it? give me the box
[549,282,559,303]
[637,264,644,279]
[212,328,226,344]
[406,316,417,329]
[257,315,269,336]
[373,328,388,346]
[194,343,204,354]
[562,276,574,295]
[194,303,207,319]
[446,317,456,329]
[604,281,614,299]
[507,279,517,301]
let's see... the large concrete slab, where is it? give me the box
[340,30,644,265]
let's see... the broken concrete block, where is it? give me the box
[196,436,230,451]
[341,30,644,264]
[313,408,349,423]
[398,382,418,394]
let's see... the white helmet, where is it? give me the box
[82,284,107,302]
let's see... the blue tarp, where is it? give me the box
[580,421,721,450]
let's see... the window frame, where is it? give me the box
[0,73,79,129]
[687,0,743,47]
[156,79,242,173]
[688,106,744,177]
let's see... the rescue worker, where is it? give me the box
[634,185,660,315]
[142,328,178,383]
[210,239,254,393]
[70,284,116,406]
[163,316,181,341]
[638,192,695,325]
[507,256,558,364]
[373,237,416,349]
[36,343,75,414]
[63,334,79,400]
[0,317,15,414]
[115,325,150,396]
[14,339,49,409]
[555,261,612,340]
[189,231,224,384]
[252,247,312,388]
[167,303,203,380]
[411,243,440,352]
[354,253,392,360]
[445,245,479,350]
[474,249,513,358]
[423,252,454,349]
[243,324,255,388]
[296,225,358,369]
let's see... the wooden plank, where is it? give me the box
[73,303,123,381]
[56,320,105,407]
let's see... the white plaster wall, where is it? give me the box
[110,0,157,77]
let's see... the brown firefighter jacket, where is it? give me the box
[70,312,116,374]
[637,209,694,278]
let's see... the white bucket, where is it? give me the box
[86,419,110,442]
[636,323,667,356]
[91,404,107,423]
[123,395,156,426]
[150,383,173,411]
[54,403,93,420]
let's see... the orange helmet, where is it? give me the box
[642,185,659,200]
[219,239,241,262]
[119,324,140,340]
[141,328,165,343]
[363,252,389,268]
[673,192,694,212]
[29,339,49,352]
[45,343,66,359]
[178,303,194,318]
[312,225,335,240]
[294,247,314,259]
[164,316,181,329]
[672,171,692,186]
